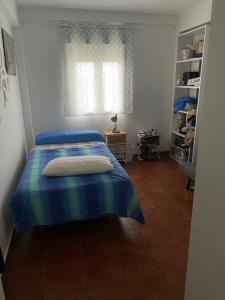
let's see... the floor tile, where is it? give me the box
[136,187,154,210]
[6,242,46,273]
[154,201,189,231]
[84,255,126,290]
[151,242,188,274]
[11,228,47,248]
[2,269,44,300]
[169,268,187,282]
[88,284,131,300]
[170,219,191,248]
[142,185,174,209]
[128,275,177,300]
[120,249,163,281]
[43,222,80,243]
[46,237,82,267]
[3,157,193,299]
[43,262,86,299]
[141,209,177,247]
[166,270,187,300]
[45,291,89,300]
[169,191,193,217]
[114,228,150,253]
[81,231,119,259]
[79,215,121,236]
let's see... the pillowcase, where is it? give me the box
[35,130,105,145]
[42,155,113,177]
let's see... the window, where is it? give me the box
[58,24,133,116]
[75,62,95,114]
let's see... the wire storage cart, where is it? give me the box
[137,129,160,160]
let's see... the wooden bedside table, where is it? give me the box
[104,130,128,162]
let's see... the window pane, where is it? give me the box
[75,63,95,114]
[103,62,123,113]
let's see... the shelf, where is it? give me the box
[170,24,208,165]
[175,85,199,89]
[178,25,206,37]
[176,57,203,64]
[178,110,188,114]
[171,130,185,138]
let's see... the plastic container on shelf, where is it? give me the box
[180,48,193,60]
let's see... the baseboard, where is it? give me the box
[3,225,14,261]
[159,151,170,157]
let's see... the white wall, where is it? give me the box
[178,0,212,32]
[0,0,26,258]
[185,0,225,299]
[14,27,34,151]
[1,0,18,26]
[17,7,178,158]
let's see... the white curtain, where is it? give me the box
[58,24,133,116]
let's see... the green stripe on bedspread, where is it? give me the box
[29,151,45,224]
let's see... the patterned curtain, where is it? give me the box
[58,24,133,116]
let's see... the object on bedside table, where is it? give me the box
[104,130,127,162]
[110,114,120,133]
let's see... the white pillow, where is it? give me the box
[42,155,113,176]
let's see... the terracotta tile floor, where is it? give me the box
[2,157,193,300]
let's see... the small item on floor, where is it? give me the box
[137,129,160,160]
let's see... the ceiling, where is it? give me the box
[16,0,207,14]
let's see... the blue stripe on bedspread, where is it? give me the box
[9,143,144,231]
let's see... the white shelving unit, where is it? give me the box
[171,130,185,138]
[175,86,200,89]
[176,57,203,64]
[170,25,209,164]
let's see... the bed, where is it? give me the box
[9,130,144,231]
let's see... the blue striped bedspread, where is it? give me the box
[9,142,144,231]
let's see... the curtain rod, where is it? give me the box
[50,20,143,27]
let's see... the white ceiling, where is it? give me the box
[16,0,207,14]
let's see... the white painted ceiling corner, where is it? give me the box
[15,0,208,15]
[0,0,19,26]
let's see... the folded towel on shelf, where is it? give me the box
[173,96,197,113]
